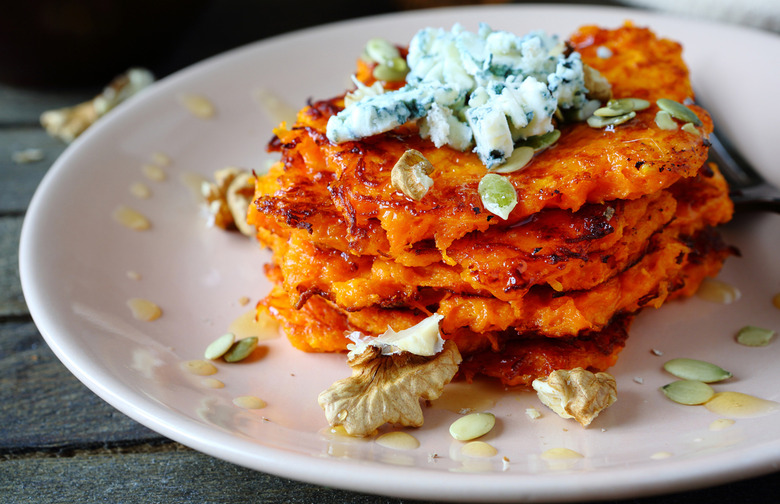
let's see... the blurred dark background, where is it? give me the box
[0,0,625,89]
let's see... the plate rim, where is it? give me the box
[19,4,780,502]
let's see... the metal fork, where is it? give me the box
[707,128,780,213]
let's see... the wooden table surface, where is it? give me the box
[2,1,779,502]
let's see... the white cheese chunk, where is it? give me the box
[326,23,593,169]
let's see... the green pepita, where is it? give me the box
[490,146,534,174]
[517,130,561,151]
[663,358,732,383]
[656,98,702,126]
[478,173,517,220]
[736,325,776,347]
[364,38,400,65]
[224,336,258,362]
[449,412,496,441]
[204,333,236,360]
[654,110,678,130]
[372,63,408,82]
[594,98,650,117]
[587,111,636,128]
[610,97,651,111]
[681,122,701,136]
[661,380,715,405]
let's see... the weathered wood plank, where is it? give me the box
[0,321,163,451]
[0,217,26,317]
[0,84,95,125]
[0,128,66,214]
[1,448,778,504]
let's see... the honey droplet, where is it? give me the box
[228,309,279,341]
[696,279,740,304]
[201,378,225,389]
[178,93,216,119]
[151,151,172,167]
[180,360,217,376]
[129,182,151,199]
[232,396,266,409]
[461,441,498,458]
[541,448,584,460]
[772,293,780,310]
[142,163,166,182]
[375,431,420,451]
[705,391,780,418]
[709,418,735,431]
[112,205,150,231]
[127,298,162,321]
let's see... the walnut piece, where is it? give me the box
[201,167,256,236]
[390,149,434,201]
[583,64,612,103]
[40,68,154,143]
[532,368,617,427]
[318,340,461,436]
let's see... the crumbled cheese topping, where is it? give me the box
[326,24,593,168]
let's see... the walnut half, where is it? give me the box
[201,167,256,236]
[532,368,617,427]
[318,333,461,437]
[390,149,435,201]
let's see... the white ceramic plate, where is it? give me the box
[20,5,780,502]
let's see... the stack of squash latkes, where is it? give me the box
[248,24,734,387]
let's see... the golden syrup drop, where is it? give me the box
[541,448,583,460]
[178,93,216,119]
[375,431,420,451]
[201,378,225,389]
[696,279,740,304]
[180,360,217,376]
[129,182,151,199]
[112,205,150,231]
[709,418,736,431]
[141,163,166,182]
[461,441,498,458]
[430,378,507,414]
[705,392,780,418]
[228,309,279,341]
[232,396,266,409]
[127,298,162,321]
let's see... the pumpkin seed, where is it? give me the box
[373,62,408,82]
[681,122,701,136]
[594,98,650,117]
[204,333,236,360]
[224,336,258,362]
[610,97,650,111]
[736,325,776,347]
[654,110,678,130]
[490,146,534,173]
[517,130,561,151]
[663,358,732,383]
[661,380,714,405]
[449,412,496,441]
[656,98,702,126]
[587,111,636,128]
[478,173,517,220]
[364,38,400,64]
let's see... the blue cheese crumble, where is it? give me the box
[326,24,594,169]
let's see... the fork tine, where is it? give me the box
[707,130,780,214]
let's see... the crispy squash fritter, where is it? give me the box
[250,24,734,387]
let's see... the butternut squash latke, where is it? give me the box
[248,24,733,387]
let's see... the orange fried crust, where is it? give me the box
[250,24,735,386]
